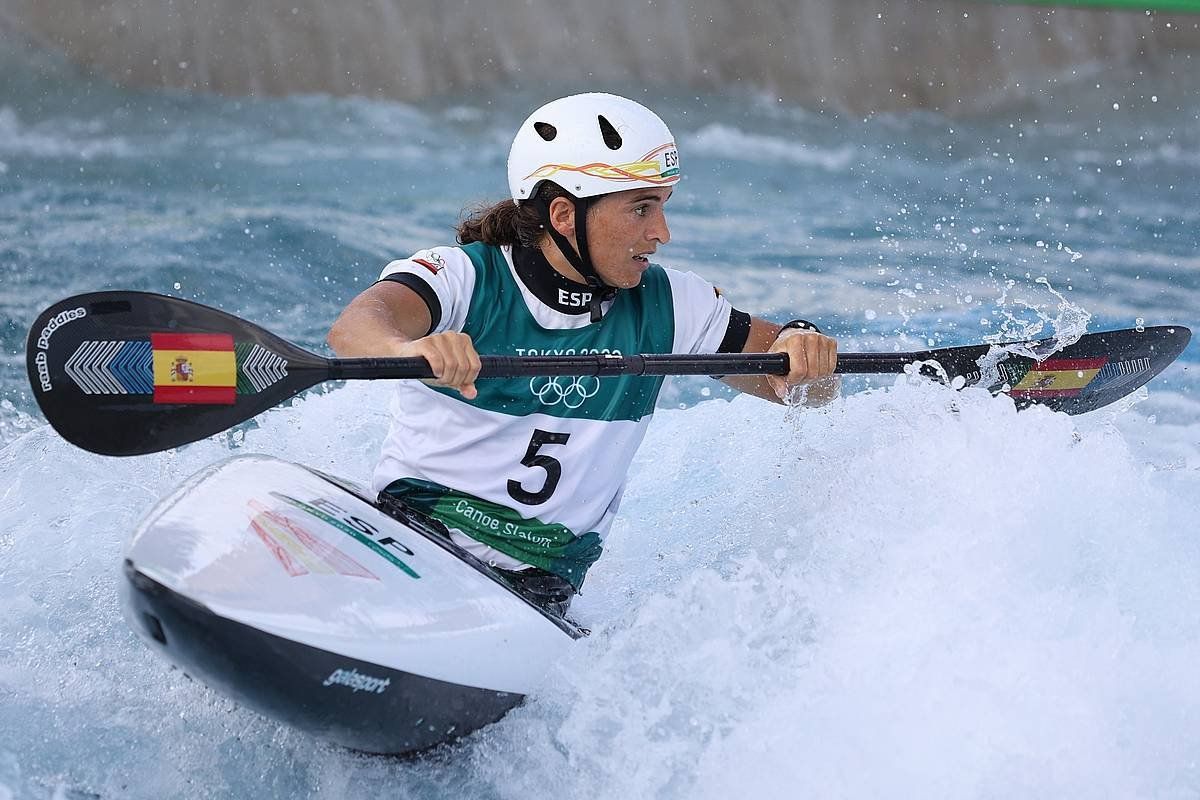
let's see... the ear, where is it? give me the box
[548,196,576,238]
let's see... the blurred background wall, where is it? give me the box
[0,0,1196,113]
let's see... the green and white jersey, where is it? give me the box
[371,242,739,588]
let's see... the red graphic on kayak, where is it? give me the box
[248,500,378,579]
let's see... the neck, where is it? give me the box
[540,236,586,284]
[532,194,610,322]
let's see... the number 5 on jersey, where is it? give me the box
[507,429,570,505]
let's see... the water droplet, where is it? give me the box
[1135,317,1145,333]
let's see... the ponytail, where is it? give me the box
[456,183,573,247]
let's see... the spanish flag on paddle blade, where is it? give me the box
[1009,356,1107,400]
[151,332,237,404]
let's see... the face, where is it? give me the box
[548,186,673,289]
[586,186,673,288]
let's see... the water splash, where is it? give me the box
[970,276,1095,392]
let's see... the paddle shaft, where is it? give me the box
[24,291,1191,456]
[327,352,917,380]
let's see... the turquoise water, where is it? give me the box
[2,47,1199,799]
[3,50,1198,424]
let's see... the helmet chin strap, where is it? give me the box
[535,196,614,323]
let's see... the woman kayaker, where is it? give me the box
[327,92,838,614]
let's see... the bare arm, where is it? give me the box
[327,281,481,398]
[720,317,840,407]
[328,281,432,356]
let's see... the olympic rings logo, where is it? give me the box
[529,376,601,409]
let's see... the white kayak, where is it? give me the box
[121,454,582,754]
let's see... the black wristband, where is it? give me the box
[779,319,822,334]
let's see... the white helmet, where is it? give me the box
[508,93,680,202]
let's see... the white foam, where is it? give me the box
[0,106,135,160]
[2,376,1198,797]
[687,123,858,171]
[471,381,1200,797]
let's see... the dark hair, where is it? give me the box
[456,182,572,247]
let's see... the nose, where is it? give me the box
[650,208,671,245]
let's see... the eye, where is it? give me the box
[633,204,648,216]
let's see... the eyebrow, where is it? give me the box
[628,190,672,204]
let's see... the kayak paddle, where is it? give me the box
[26,291,1191,456]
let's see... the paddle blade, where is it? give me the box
[26,292,330,456]
[930,325,1191,415]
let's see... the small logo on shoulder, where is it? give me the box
[413,252,447,275]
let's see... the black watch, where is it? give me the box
[779,319,822,334]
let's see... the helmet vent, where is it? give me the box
[597,115,622,150]
[534,122,557,141]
